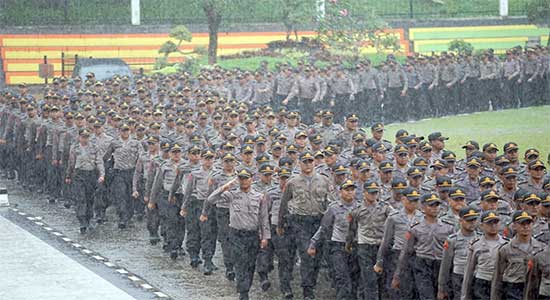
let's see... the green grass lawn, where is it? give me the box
[381,106,550,161]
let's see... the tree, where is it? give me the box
[317,0,390,57]
[202,0,224,65]
[279,0,316,40]
[157,25,195,69]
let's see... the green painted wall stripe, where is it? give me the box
[412,28,549,40]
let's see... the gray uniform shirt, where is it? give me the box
[310,198,360,248]
[205,185,271,240]
[347,200,393,245]
[461,235,508,299]
[438,231,479,294]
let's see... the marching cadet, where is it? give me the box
[132,135,159,222]
[284,67,321,124]
[439,187,468,231]
[328,67,355,122]
[461,210,509,300]
[65,128,105,234]
[268,167,297,299]
[254,163,276,291]
[91,119,114,224]
[150,143,186,260]
[375,186,424,300]
[203,152,237,276]
[347,179,393,300]
[524,242,550,300]
[143,141,171,245]
[274,66,296,110]
[200,168,270,300]
[277,151,334,300]
[498,166,520,209]
[519,159,546,193]
[437,207,479,300]
[456,158,483,205]
[307,179,361,300]
[491,210,546,300]
[533,192,550,245]
[179,149,216,268]
[393,192,455,300]
[103,123,142,229]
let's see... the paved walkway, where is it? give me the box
[0,212,137,300]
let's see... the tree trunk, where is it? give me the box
[203,2,222,65]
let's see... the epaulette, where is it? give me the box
[533,248,545,256]
[470,237,480,246]
[448,232,458,239]
[441,219,454,226]
[533,232,544,239]
[389,210,399,217]
[410,221,421,228]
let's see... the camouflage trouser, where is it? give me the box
[72,170,97,228]
[230,228,259,295]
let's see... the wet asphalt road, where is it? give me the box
[2,177,337,300]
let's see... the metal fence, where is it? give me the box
[0,0,531,26]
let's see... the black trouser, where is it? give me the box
[73,170,97,228]
[383,249,403,300]
[298,97,315,124]
[216,207,234,271]
[435,83,458,116]
[201,204,217,261]
[521,77,542,107]
[287,214,322,295]
[450,273,463,300]
[331,242,360,300]
[158,191,185,252]
[271,225,296,295]
[45,146,61,197]
[412,256,441,300]
[110,168,134,225]
[406,87,422,121]
[501,78,521,109]
[384,87,405,123]
[334,93,350,123]
[134,179,146,218]
[472,277,491,300]
[502,282,525,300]
[273,94,287,111]
[357,243,381,300]
[256,229,274,281]
[231,228,260,295]
[185,197,204,258]
[94,166,113,220]
[365,89,381,122]
[146,203,160,239]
